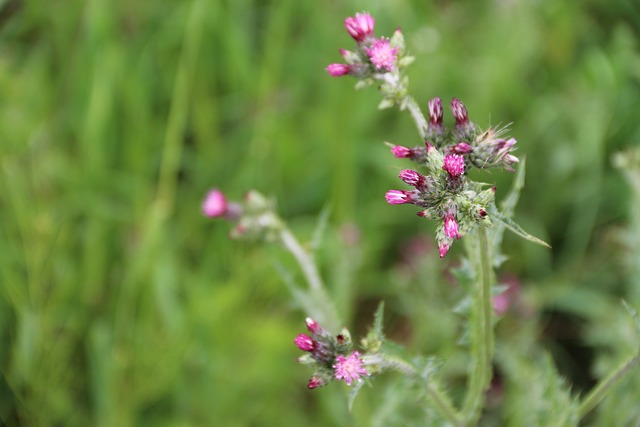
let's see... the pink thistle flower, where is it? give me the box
[390,144,413,158]
[444,215,461,240]
[294,334,315,352]
[202,189,228,217]
[326,63,350,77]
[443,154,465,178]
[365,38,398,72]
[451,98,469,127]
[438,240,451,258]
[399,169,427,189]
[344,12,375,42]
[333,351,368,385]
[385,189,415,205]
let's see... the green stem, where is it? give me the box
[462,226,494,424]
[278,226,341,333]
[403,96,428,140]
[577,351,640,419]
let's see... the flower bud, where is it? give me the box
[294,334,315,352]
[326,63,350,77]
[398,169,427,189]
[344,12,375,42]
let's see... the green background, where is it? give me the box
[1,0,639,425]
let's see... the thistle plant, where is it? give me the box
[204,11,640,426]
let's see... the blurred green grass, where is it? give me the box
[1,0,639,425]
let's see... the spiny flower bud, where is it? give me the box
[344,12,375,42]
[306,317,324,335]
[385,189,416,205]
[294,334,315,352]
[390,144,413,158]
[438,240,451,258]
[308,376,326,389]
[398,169,427,189]
[444,215,462,240]
[451,98,469,127]
[428,97,443,132]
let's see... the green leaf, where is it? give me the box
[347,380,367,412]
[495,215,551,248]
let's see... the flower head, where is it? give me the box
[365,38,398,72]
[333,351,368,385]
[428,97,444,133]
[344,12,375,42]
[443,154,465,178]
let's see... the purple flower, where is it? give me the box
[365,38,398,72]
[399,169,427,189]
[444,215,461,240]
[294,334,315,352]
[385,190,415,205]
[443,154,465,178]
[344,12,375,42]
[333,351,368,385]
[202,189,228,217]
[326,63,350,77]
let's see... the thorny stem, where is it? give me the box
[577,351,640,419]
[462,226,494,424]
[403,96,428,140]
[278,226,341,333]
[369,354,464,427]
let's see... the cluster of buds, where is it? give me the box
[385,97,518,257]
[326,12,414,108]
[202,189,280,240]
[295,318,369,389]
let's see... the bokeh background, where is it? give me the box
[1,0,640,425]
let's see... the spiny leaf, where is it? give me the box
[496,215,551,248]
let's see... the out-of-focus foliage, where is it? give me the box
[0,0,639,425]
